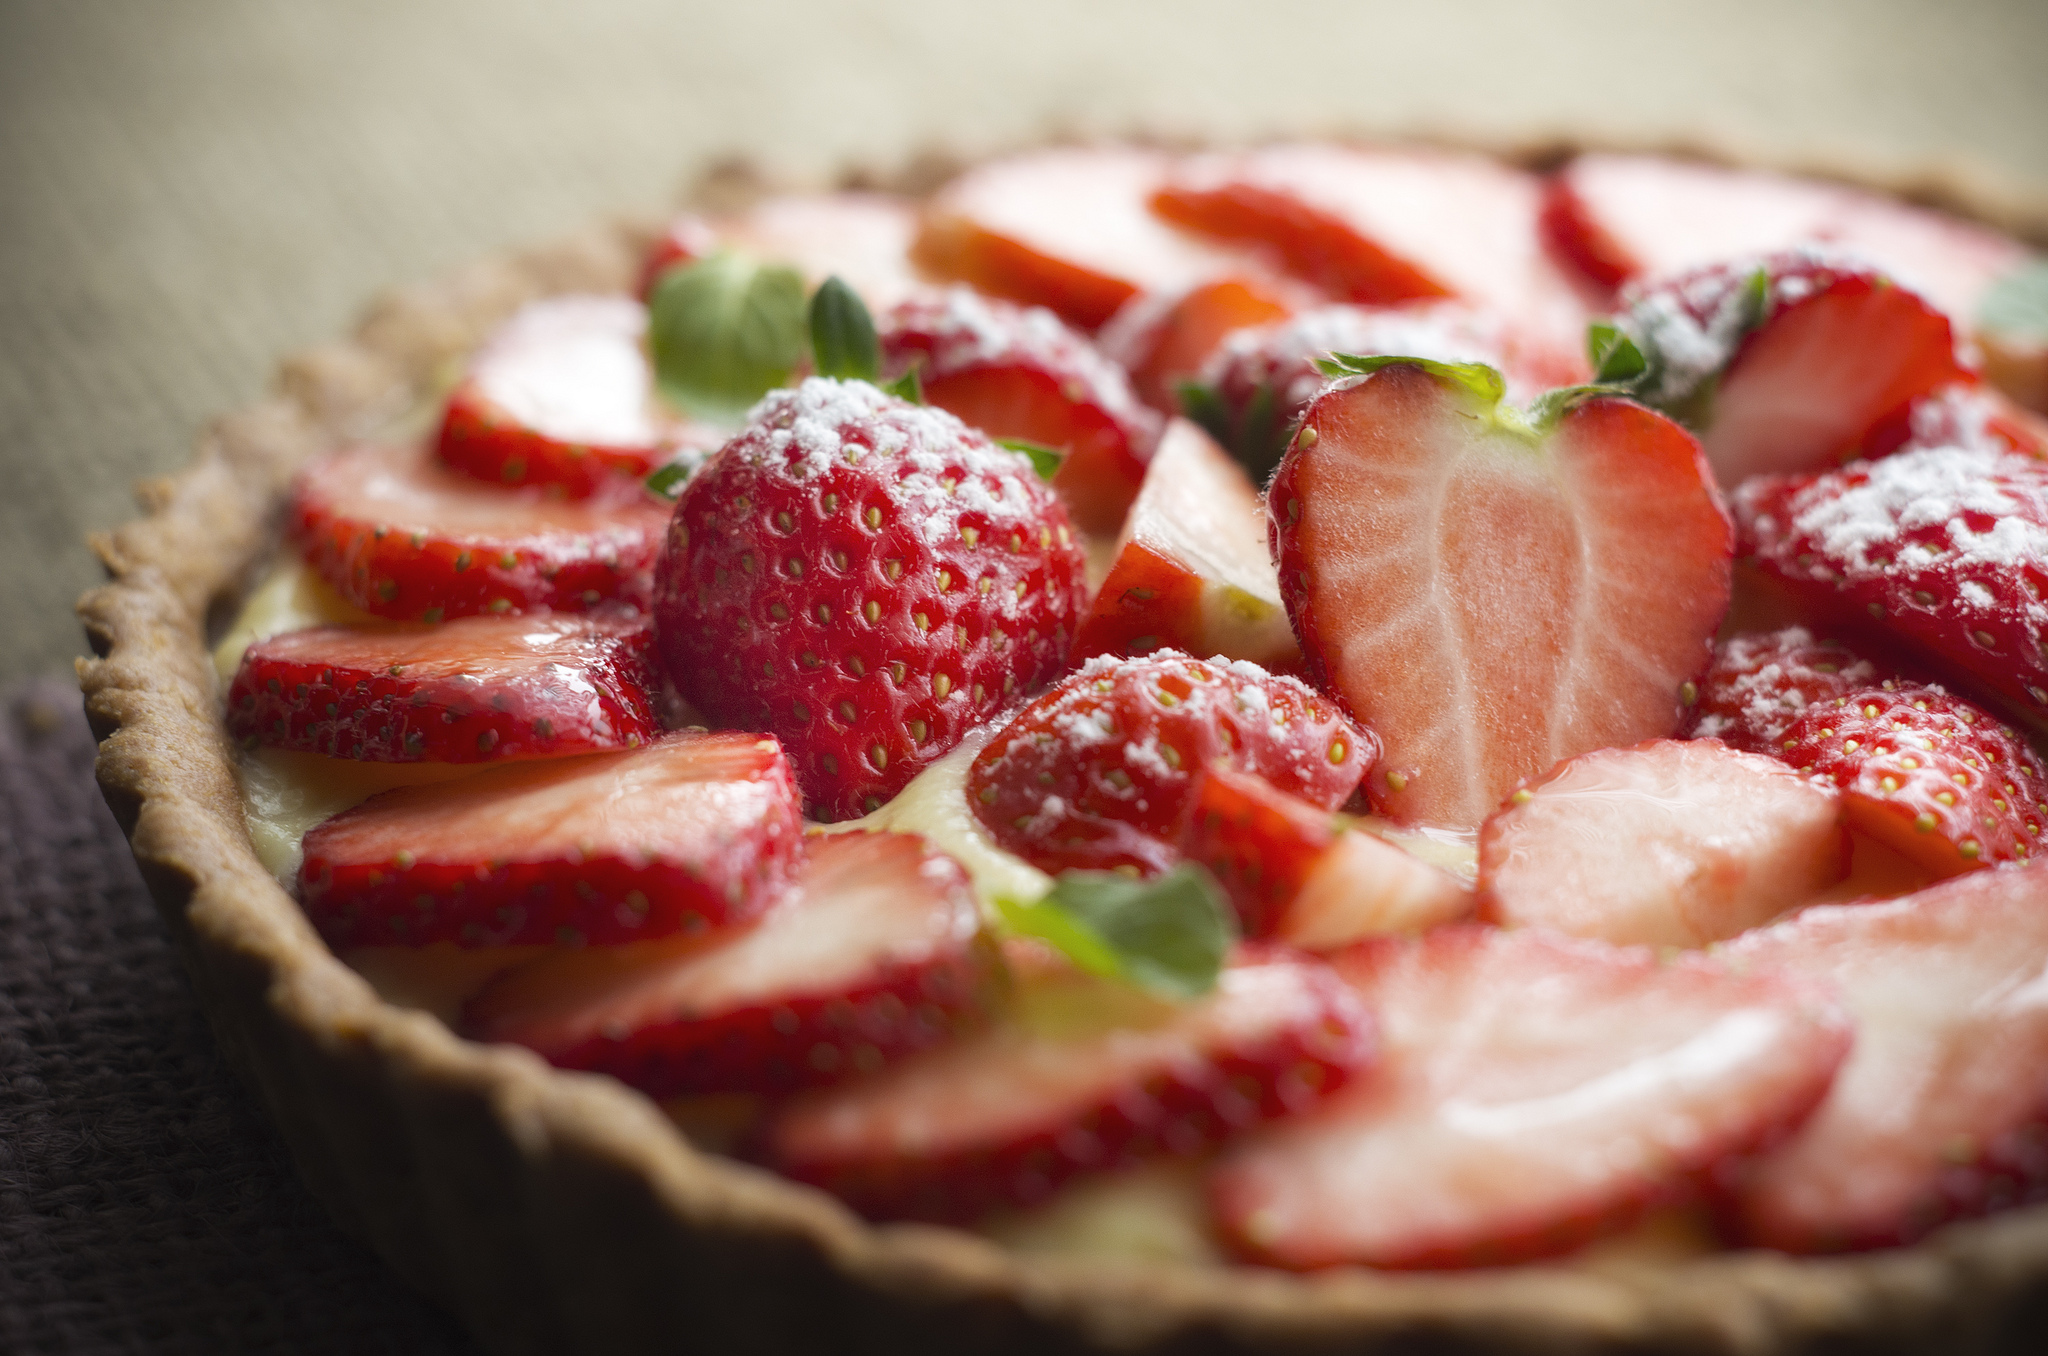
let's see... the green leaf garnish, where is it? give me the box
[648,251,808,422]
[997,437,1064,481]
[1979,259,2048,340]
[644,462,693,500]
[1524,383,1641,431]
[1174,378,1231,445]
[881,363,924,404]
[1314,353,1507,407]
[807,275,881,382]
[1587,321,1648,384]
[996,864,1234,1001]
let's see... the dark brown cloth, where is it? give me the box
[0,679,477,1356]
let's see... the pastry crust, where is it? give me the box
[77,144,2048,1354]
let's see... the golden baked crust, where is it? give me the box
[76,145,2048,1354]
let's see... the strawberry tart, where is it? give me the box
[78,141,2048,1353]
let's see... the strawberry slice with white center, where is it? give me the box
[968,651,1370,878]
[1096,275,1305,413]
[914,147,1257,330]
[723,192,930,312]
[1686,626,1894,753]
[1179,764,1471,947]
[1774,684,2048,877]
[1717,865,2048,1252]
[299,730,801,948]
[1476,739,1847,948]
[877,288,1163,535]
[1618,249,1970,485]
[1208,926,1851,1270]
[1270,361,1731,828]
[292,443,669,621]
[1733,444,2048,726]
[225,613,659,762]
[1071,419,1300,673]
[462,831,994,1097]
[1154,145,1591,366]
[756,945,1377,1222]
[435,295,717,496]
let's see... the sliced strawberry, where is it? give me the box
[1774,684,2048,877]
[914,147,1254,330]
[968,651,1370,878]
[225,614,658,762]
[462,831,994,1096]
[1687,626,1895,753]
[877,288,1163,534]
[1154,145,1590,363]
[1071,419,1299,673]
[1717,866,2048,1252]
[653,378,1089,821]
[1853,380,2048,462]
[1271,363,1731,828]
[721,192,928,312]
[1179,764,1471,946]
[292,443,669,621]
[1618,250,1969,485]
[1476,739,1847,948]
[1096,275,1302,412]
[1209,926,1851,1270]
[637,212,720,297]
[757,945,1377,1222]
[299,731,801,948]
[1733,444,2048,726]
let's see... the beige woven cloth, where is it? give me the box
[3,0,2046,685]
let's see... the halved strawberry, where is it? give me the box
[1686,626,1895,753]
[877,288,1163,534]
[1775,685,2048,877]
[1070,419,1299,673]
[462,831,994,1096]
[435,296,719,497]
[225,614,658,762]
[1270,362,1731,828]
[914,147,1254,330]
[1097,275,1302,412]
[299,731,801,948]
[1476,739,1847,948]
[968,651,1371,878]
[756,945,1376,1222]
[1179,764,1471,946]
[721,192,928,311]
[1717,866,2048,1252]
[292,443,669,621]
[1208,926,1851,1270]
[1154,145,1590,364]
[1732,444,2048,726]
[653,378,1089,821]
[1618,250,1969,485]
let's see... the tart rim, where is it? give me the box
[75,138,2048,1354]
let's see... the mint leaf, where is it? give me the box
[997,437,1064,481]
[996,864,1234,1000]
[649,251,807,422]
[644,462,693,500]
[1587,321,1648,384]
[881,363,924,404]
[1314,353,1506,407]
[1174,378,1231,446]
[1980,259,2048,340]
[1525,383,1639,432]
[808,275,880,381]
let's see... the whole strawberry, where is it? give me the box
[654,378,1089,820]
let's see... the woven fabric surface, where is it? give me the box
[0,678,480,1356]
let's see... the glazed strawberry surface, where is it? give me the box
[220,142,2048,1271]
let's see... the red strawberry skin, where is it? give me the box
[878,288,1163,535]
[756,945,1377,1222]
[968,651,1371,878]
[1687,626,1893,753]
[653,378,1089,821]
[1775,685,2048,877]
[1853,381,2048,464]
[293,443,669,621]
[637,212,719,297]
[1270,364,1731,828]
[225,614,659,762]
[1097,275,1302,413]
[299,731,801,948]
[1209,926,1851,1270]
[462,831,995,1097]
[1718,866,2048,1252]
[1732,445,2048,727]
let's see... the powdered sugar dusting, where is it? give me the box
[1783,445,2048,579]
